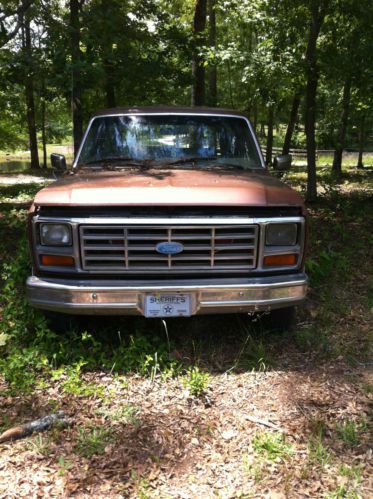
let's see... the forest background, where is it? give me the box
[1,0,373,200]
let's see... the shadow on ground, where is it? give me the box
[66,311,310,374]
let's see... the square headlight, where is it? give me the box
[266,223,297,246]
[40,223,72,246]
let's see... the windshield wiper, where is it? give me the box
[214,163,247,170]
[79,157,148,167]
[162,156,217,166]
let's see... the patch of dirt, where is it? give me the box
[0,358,372,498]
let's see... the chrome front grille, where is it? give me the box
[79,224,258,274]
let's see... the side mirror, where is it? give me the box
[51,153,67,171]
[273,154,292,171]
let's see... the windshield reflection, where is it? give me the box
[78,115,262,170]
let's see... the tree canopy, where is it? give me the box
[0,0,372,197]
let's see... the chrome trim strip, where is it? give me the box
[72,112,265,169]
[27,274,307,290]
[33,216,304,225]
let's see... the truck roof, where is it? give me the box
[92,106,249,118]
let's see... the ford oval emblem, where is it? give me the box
[156,241,184,255]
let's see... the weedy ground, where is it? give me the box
[0,163,372,498]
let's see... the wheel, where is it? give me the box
[258,306,296,333]
[42,311,79,333]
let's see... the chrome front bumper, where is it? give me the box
[27,273,308,316]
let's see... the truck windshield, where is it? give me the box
[77,114,263,169]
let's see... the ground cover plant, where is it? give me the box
[0,165,372,497]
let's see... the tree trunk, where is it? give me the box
[227,60,234,108]
[191,0,207,106]
[260,123,265,138]
[104,61,116,108]
[304,1,325,201]
[282,92,301,155]
[23,8,39,169]
[332,78,351,175]
[253,102,258,133]
[207,0,217,106]
[41,78,47,168]
[70,0,83,157]
[100,1,116,108]
[357,114,365,168]
[265,106,274,166]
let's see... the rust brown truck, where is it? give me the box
[27,107,307,328]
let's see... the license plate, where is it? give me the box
[144,294,191,318]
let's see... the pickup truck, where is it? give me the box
[27,106,308,331]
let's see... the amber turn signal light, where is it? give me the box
[263,254,297,266]
[40,255,75,266]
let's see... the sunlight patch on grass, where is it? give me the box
[252,431,294,461]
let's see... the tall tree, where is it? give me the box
[191,0,207,106]
[282,91,301,155]
[70,0,84,157]
[22,3,39,169]
[304,0,325,200]
[94,0,117,108]
[207,0,217,106]
[357,114,365,169]
[40,76,47,168]
[332,78,351,174]
[265,105,274,165]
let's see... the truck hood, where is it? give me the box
[34,167,305,208]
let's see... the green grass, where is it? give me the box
[243,434,298,489]
[338,463,363,482]
[26,433,53,456]
[324,463,364,499]
[0,144,74,166]
[242,453,265,483]
[74,425,115,458]
[307,432,332,468]
[96,404,141,426]
[57,456,73,476]
[50,361,107,398]
[326,485,359,499]
[0,206,180,392]
[182,366,210,396]
[25,424,65,456]
[286,152,373,170]
[252,431,294,461]
[336,419,366,447]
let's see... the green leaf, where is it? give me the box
[0,333,9,347]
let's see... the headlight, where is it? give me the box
[40,224,72,246]
[266,223,297,246]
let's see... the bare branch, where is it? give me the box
[0,0,34,46]
[0,0,34,22]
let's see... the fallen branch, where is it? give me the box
[0,411,67,444]
[244,415,287,432]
